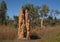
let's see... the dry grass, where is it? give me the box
[0,25,17,40]
[0,25,60,42]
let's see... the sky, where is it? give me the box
[0,0,60,19]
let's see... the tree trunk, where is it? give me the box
[41,18,43,28]
[41,18,44,29]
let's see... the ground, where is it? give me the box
[0,25,60,42]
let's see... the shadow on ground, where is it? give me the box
[30,34,41,40]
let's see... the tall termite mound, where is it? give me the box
[25,10,30,39]
[18,7,24,39]
[18,7,30,39]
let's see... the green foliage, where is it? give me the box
[13,16,18,28]
[23,3,40,28]
[22,4,60,27]
[13,16,18,23]
[40,4,49,17]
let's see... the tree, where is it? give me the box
[23,3,40,28]
[6,16,10,25]
[40,4,49,28]
[13,16,18,28]
[53,10,60,25]
[46,9,60,26]
[50,9,60,20]
[0,0,7,25]
[54,10,60,19]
